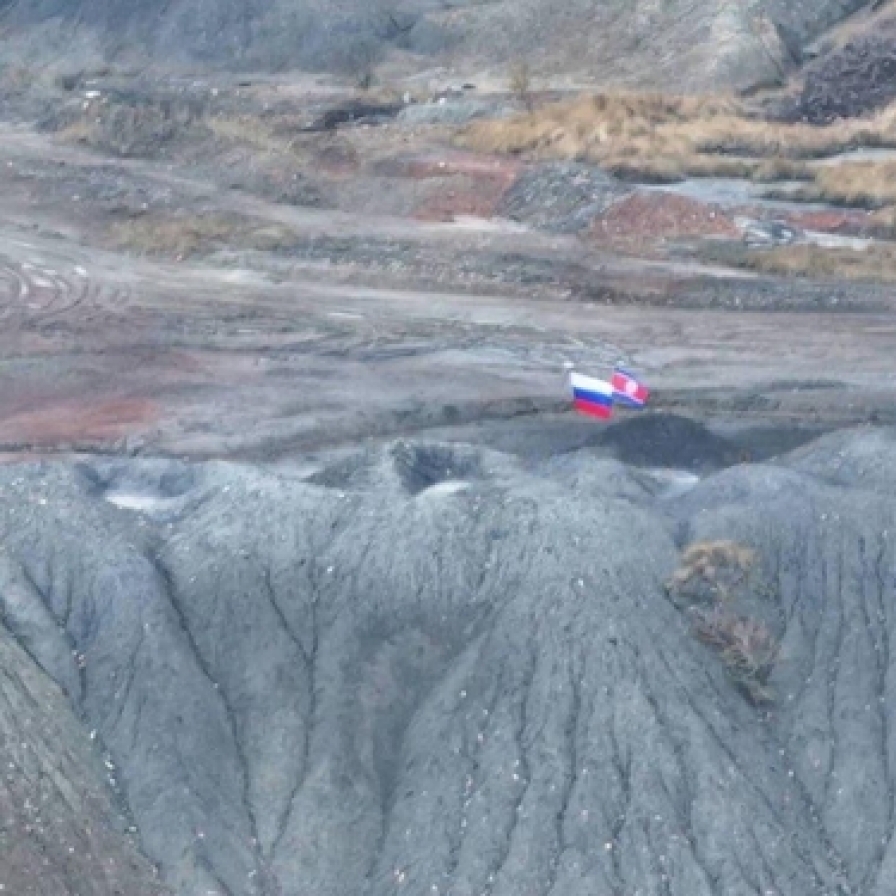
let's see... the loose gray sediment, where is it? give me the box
[3,424,896,895]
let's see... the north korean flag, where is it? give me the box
[611,367,649,408]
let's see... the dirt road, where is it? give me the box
[2,123,895,460]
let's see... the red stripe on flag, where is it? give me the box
[574,398,613,419]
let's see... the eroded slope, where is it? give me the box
[2,426,896,895]
[0,0,880,90]
[0,624,170,896]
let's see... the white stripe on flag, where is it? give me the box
[569,372,614,397]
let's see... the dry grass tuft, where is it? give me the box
[106,213,297,258]
[460,91,896,182]
[706,242,896,282]
[866,205,896,238]
[762,160,896,209]
[206,115,310,157]
[749,158,814,183]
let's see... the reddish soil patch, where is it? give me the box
[370,150,524,221]
[592,192,739,247]
[0,396,159,447]
[778,208,873,236]
[314,142,361,177]
[413,174,516,222]
[378,151,524,182]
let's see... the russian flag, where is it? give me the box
[611,366,649,408]
[569,372,615,419]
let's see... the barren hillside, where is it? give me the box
[0,0,881,89]
[0,627,171,896]
[4,428,896,896]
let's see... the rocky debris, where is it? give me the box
[739,218,800,247]
[271,236,575,292]
[497,162,632,234]
[3,426,896,894]
[794,29,896,122]
[0,626,170,896]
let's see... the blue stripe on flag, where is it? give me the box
[572,387,614,408]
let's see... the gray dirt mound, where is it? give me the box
[497,162,630,234]
[4,427,896,896]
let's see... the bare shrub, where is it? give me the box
[55,93,207,158]
[331,33,383,90]
[508,61,533,111]
[668,540,779,704]
[666,539,755,604]
[691,605,780,705]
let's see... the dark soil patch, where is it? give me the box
[300,99,403,132]
[595,413,741,470]
[793,32,896,123]
[594,412,822,471]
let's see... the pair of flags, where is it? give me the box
[569,366,649,420]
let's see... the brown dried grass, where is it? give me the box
[722,243,896,282]
[460,91,896,182]
[107,213,297,258]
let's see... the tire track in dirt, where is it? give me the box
[0,258,89,320]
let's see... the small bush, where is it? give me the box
[666,539,755,604]
[668,540,780,704]
[508,61,533,111]
[705,242,896,283]
[54,93,207,158]
[691,605,780,705]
